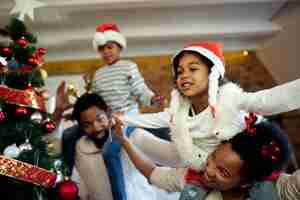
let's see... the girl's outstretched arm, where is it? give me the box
[239,78,300,115]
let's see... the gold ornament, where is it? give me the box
[67,82,79,98]
[83,71,95,94]
[39,68,48,80]
[46,139,62,157]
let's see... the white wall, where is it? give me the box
[257,3,300,83]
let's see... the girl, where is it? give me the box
[117,42,300,172]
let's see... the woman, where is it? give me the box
[113,114,300,200]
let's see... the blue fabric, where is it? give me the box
[179,184,207,200]
[103,126,135,200]
[249,181,279,200]
[179,181,279,200]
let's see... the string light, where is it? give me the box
[243,50,249,56]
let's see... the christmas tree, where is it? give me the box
[0,18,78,200]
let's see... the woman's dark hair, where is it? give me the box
[71,93,108,123]
[172,50,214,80]
[229,121,290,183]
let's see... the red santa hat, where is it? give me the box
[172,42,225,114]
[92,23,127,51]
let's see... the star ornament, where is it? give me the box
[10,0,46,21]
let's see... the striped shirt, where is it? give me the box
[92,60,154,113]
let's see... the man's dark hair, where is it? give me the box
[71,93,108,122]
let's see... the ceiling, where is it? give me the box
[0,0,287,61]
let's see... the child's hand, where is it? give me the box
[112,112,124,122]
[151,95,165,107]
[112,116,127,144]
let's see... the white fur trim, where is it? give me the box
[171,107,207,170]
[214,82,246,140]
[93,30,127,51]
[93,32,107,50]
[218,82,243,107]
[168,89,182,114]
[208,66,220,107]
[172,46,225,78]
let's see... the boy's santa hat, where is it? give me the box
[92,23,127,51]
[172,42,225,114]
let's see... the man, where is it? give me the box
[58,92,113,200]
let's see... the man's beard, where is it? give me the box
[87,130,109,149]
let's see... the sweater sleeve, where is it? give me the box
[123,109,171,128]
[127,62,154,106]
[276,170,300,200]
[238,79,300,116]
[150,167,185,192]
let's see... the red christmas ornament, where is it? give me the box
[42,120,56,133]
[16,107,28,116]
[27,57,38,67]
[24,84,33,92]
[37,48,47,56]
[57,180,78,200]
[16,38,28,48]
[2,47,13,57]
